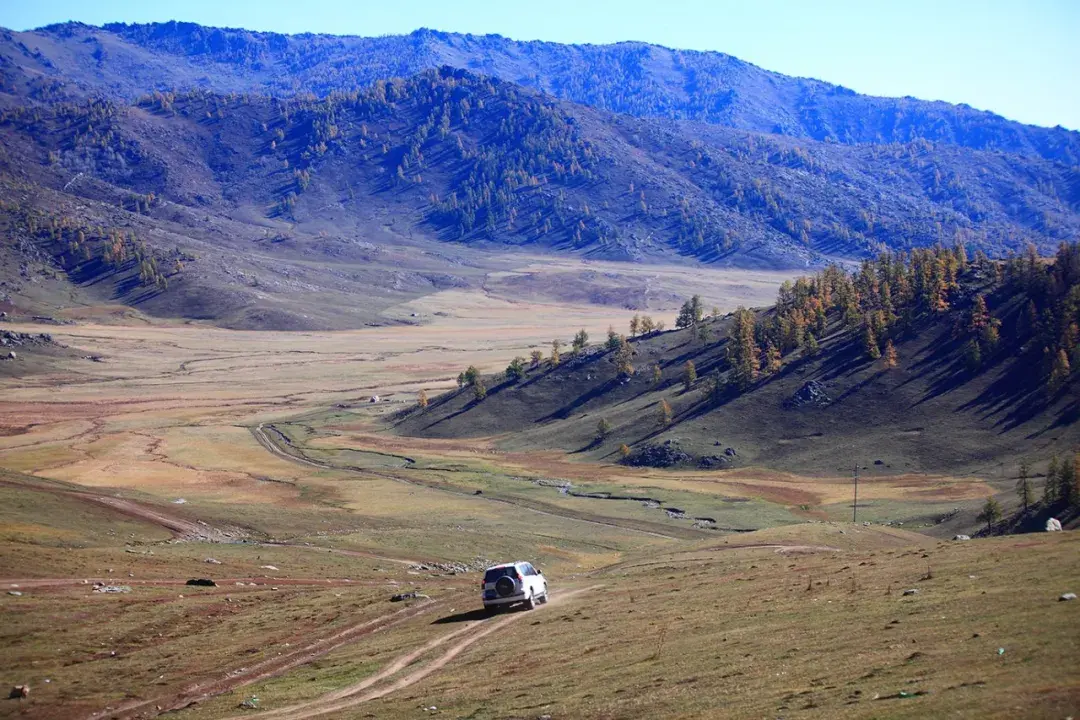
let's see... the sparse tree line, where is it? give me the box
[0,201,184,290]
[717,241,1080,395]
[978,455,1080,535]
[420,241,1080,466]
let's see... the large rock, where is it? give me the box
[9,686,28,699]
[1046,517,1063,532]
[785,380,832,409]
[623,440,692,468]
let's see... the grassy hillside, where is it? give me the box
[397,245,1080,484]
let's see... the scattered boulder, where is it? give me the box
[238,696,260,710]
[4,351,14,360]
[92,584,131,594]
[1046,517,1063,532]
[785,380,832,409]
[7,591,22,596]
[902,588,919,596]
[369,395,380,403]
[953,535,971,541]
[259,565,279,571]
[9,685,28,699]
[1060,593,1077,602]
[874,459,885,466]
[390,591,429,602]
[698,455,731,469]
[623,440,692,468]
[724,447,738,457]
[204,558,222,565]
[186,578,217,587]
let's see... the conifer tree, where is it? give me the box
[473,378,487,401]
[976,496,1002,534]
[606,326,621,351]
[863,323,881,360]
[619,443,631,459]
[629,314,640,337]
[1045,456,1060,504]
[883,339,898,369]
[764,342,782,375]
[658,398,673,427]
[682,360,697,392]
[615,337,635,378]
[651,363,662,386]
[506,356,526,382]
[572,328,589,355]
[1059,455,1079,506]
[1049,349,1071,394]
[596,418,612,442]
[1016,459,1032,511]
[550,339,562,367]
[727,307,759,390]
[530,350,543,368]
[965,339,983,372]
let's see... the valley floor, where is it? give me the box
[1,306,1078,719]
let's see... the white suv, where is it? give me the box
[481,561,548,613]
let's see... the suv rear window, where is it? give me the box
[484,567,516,582]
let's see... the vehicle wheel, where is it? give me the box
[539,591,549,605]
[523,593,536,610]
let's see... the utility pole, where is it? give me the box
[852,464,859,523]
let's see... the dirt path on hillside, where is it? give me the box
[0,477,234,542]
[84,598,443,720]
[253,423,687,541]
[1,476,429,567]
[231,585,600,720]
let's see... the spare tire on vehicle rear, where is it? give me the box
[495,576,516,597]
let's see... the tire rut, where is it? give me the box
[84,598,442,720]
[232,585,600,720]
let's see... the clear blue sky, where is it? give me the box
[3,0,1077,130]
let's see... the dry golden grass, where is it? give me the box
[2,261,1072,720]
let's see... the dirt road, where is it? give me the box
[83,598,443,720]
[229,585,600,720]
[252,422,686,540]
[0,477,233,542]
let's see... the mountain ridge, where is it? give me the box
[6,21,1078,165]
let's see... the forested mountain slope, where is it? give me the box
[1,22,1079,327]
[4,22,1078,165]
[3,67,1077,276]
